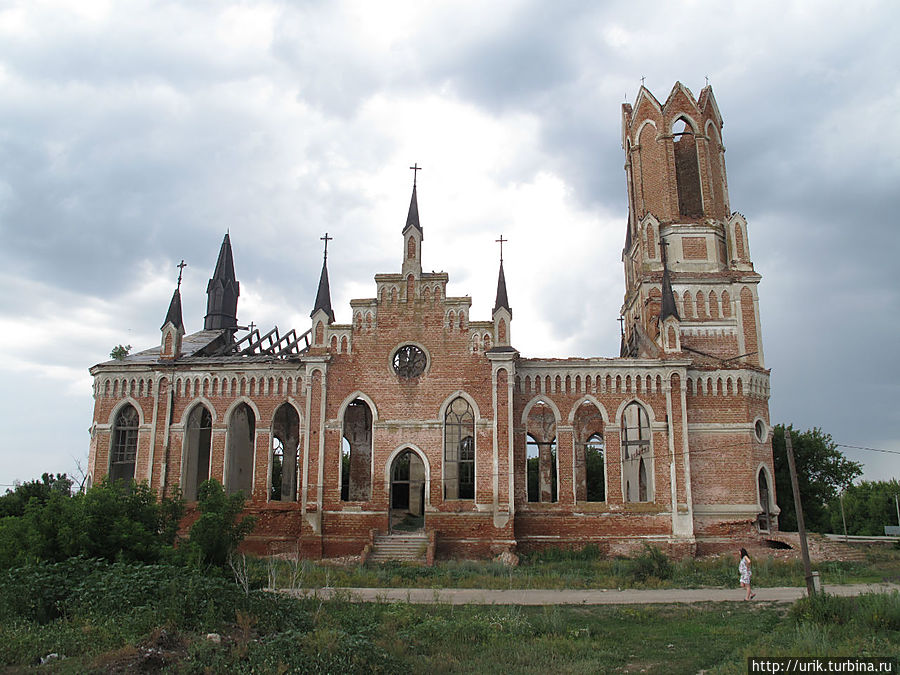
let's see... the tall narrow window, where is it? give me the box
[225,403,255,495]
[673,118,703,218]
[444,397,475,500]
[758,470,772,532]
[525,401,557,503]
[183,405,212,501]
[585,433,606,502]
[342,399,373,501]
[110,405,139,482]
[621,402,652,502]
[271,403,300,502]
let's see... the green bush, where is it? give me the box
[791,591,900,631]
[187,480,256,568]
[629,543,673,583]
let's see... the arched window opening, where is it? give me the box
[526,401,557,503]
[574,401,605,502]
[271,438,284,501]
[342,399,372,501]
[390,449,425,532]
[758,470,772,532]
[183,405,212,501]
[272,403,300,502]
[586,433,606,502]
[225,403,255,496]
[444,397,475,500]
[110,405,139,483]
[621,402,653,502]
[673,118,703,218]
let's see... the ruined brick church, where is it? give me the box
[88,83,778,558]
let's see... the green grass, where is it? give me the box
[1,559,898,673]
[259,545,900,591]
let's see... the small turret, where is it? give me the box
[492,236,512,347]
[310,233,335,346]
[401,165,423,281]
[160,261,186,360]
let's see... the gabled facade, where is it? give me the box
[88,84,777,558]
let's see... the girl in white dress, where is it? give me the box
[739,547,755,600]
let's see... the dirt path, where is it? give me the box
[280,582,900,605]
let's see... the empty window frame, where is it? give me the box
[585,433,606,502]
[444,397,475,500]
[183,405,212,501]
[271,403,300,502]
[109,405,139,482]
[225,403,255,495]
[621,402,652,502]
[342,399,373,501]
[525,401,558,503]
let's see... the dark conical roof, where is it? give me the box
[161,287,184,331]
[659,239,680,322]
[493,260,511,314]
[311,258,335,323]
[212,233,236,282]
[402,184,422,238]
[205,233,240,330]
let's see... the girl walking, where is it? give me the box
[739,548,755,600]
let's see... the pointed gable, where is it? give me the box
[161,287,184,331]
[312,258,335,323]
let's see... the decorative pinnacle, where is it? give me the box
[176,260,186,290]
[496,235,507,263]
[409,163,422,187]
[320,232,333,261]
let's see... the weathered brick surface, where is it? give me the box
[87,83,777,559]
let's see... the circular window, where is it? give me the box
[393,345,427,379]
[754,419,767,443]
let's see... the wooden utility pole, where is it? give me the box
[785,431,816,596]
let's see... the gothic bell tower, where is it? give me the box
[620,82,763,368]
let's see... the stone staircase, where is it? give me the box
[366,532,428,564]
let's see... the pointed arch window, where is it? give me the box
[183,405,212,501]
[585,433,606,502]
[110,405,139,482]
[342,399,373,501]
[444,397,475,500]
[673,118,703,218]
[621,402,653,502]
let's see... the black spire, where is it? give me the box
[402,165,422,237]
[493,236,511,314]
[311,234,335,322]
[204,233,240,330]
[493,260,511,313]
[161,287,184,331]
[659,238,679,321]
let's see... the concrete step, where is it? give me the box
[367,533,428,564]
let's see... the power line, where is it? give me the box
[835,443,900,456]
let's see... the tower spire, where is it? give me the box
[403,164,422,237]
[494,235,511,314]
[204,233,240,330]
[311,233,335,323]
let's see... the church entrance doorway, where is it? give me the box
[389,449,425,533]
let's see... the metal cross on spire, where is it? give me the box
[495,235,507,263]
[617,315,625,336]
[320,232,333,261]
[409,163,422,187]
[705,75,710,87]
[660,237,670,266]
[640,75,646,87]
[176,260,186,290]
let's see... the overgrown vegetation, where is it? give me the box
[257,544,899,592]
[1,557,897,672]
[826,479,900,536]
[0,476,253,571]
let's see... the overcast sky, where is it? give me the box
[1,0,898,490]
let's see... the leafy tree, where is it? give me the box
[0,476,184,569]
[188,480,256,568]
[827,480,900,536]
[109,344,132,360]
[772,425,862,533]
[0,473,73,518]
